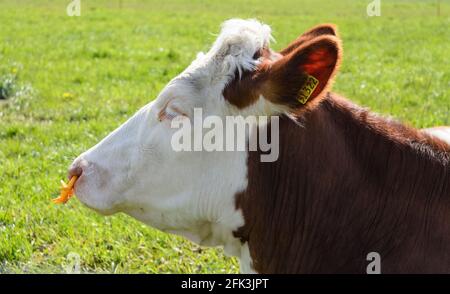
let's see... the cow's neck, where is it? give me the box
[234,93,450,273]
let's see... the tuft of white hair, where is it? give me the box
[185,19,273,81]
[178,18,273,93]
[209,19,273,77]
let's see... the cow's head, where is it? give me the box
[70,19,342,260]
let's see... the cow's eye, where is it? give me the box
[163,107,179,120]
[157,104,187,122]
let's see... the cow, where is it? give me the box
[68,19,450,273]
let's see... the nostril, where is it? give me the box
[68,165,83,180]
[68,158,89,180]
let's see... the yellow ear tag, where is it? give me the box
[297,75,319,104]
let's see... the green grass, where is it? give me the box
[0,0,449,273]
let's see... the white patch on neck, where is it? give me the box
[240,242,257,274]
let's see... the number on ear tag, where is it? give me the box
[297,75,319,104]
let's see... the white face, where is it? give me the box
[70,19,272,255]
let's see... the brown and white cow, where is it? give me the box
[69,19,450,273]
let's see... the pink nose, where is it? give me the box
[68,158,88,179]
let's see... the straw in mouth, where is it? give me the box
[52,175,78,204]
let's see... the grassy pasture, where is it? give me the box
[0,0,448,273]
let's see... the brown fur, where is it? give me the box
[233,93,450,273]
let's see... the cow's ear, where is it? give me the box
[280,24,338,56]
[262,35,342,111]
